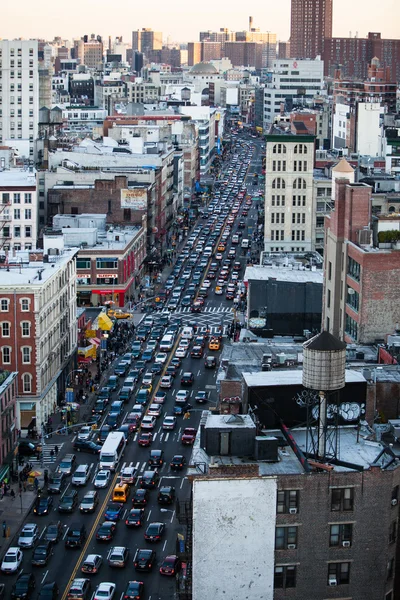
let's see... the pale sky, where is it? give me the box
[2,0,399,45]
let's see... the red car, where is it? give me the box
[159,555,182,576]
[181,428,197,445]
[191,301,203,313]
[138,432,153,447]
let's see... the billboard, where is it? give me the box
[121,188,147,210]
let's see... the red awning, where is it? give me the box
[90,338,101,346]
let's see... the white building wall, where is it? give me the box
[332,101,349,149]
[356,102,383,156]
[193,477,277,600]
[0,170,38,252]
[0,40,39,160]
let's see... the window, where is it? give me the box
[21,321,30,337]
[294,144,308,154]
[331,488,354,511]
[347,287,359,312]
[0,299,9,312]
[271,213,275,224]
[20,298,30,312]
[21,346,31,364]
[1,322,10,337]
[96,258,118,269]
[327,289,331,308]
[273,143,287,154]
[274,565,296,589]
[272,177,285,189]
[14,226,20,238]
[329,524,353,546]
[345,314,358,340]
[389,521,397,544]
[14,209,20,219]
[293,178,306,190]
[25,209,31,220]
[328,261,332,281]
[22,373,32,393]
[1,346,11,364]
[328,562,350,585]
[25,226,31,238]
[76,258,91,269]
[387,558,394,580]
[275,526,298,549]
[2,193,9,204]
[348,256,360,282]
[277,490,299,513]
[24,193,32,204]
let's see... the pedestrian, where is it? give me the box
[54,444,59,456]
[44,471,48,486]
[23,480,27,492]
[10,489,15,500]
[50,449,55,462]
[34,477,39,492]
[2,520,6,537]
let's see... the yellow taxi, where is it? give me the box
[217,243,226,252]
[107,309,131,319]
[215,286,223,295]
[141,383,153,394]
[208,337,221,351]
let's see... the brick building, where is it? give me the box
[290,0,332,59]
[0,247,77,431]
[0,371,17,481]
[323,175,400,344]
[186,411,400,600]
[323,32,400,81]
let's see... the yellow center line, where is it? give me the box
[61,469,119,600]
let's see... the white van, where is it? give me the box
[181,326,194,340]
[232,234,239,245]
[160,334,175,351]
[241,238,250,249]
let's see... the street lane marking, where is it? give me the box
[41,570,48,584]
[147,509,152,521]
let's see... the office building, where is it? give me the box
[132,29,162,56]
[290,0,332,59]
[0,40,39,160]
[264,131,315,253]
[75,34,104,69]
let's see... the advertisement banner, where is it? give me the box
[121,188,147,210]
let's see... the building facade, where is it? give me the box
[0,247,77,431]
[264,133,315,252]
[0,371,17,479]
[0,40,39,160]
[0,169,38,254]
[290,0,332,59]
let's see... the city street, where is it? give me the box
[2,131,265,600]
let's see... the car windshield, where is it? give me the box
[96,591,109,597]
[81,498,92,505]
[4,554,16,562]
[35,548,47,556]
[20,530,32,537]
[97,473,107,480]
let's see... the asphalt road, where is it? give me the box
[2,133,264,600]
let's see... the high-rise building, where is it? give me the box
[290,0,332,59]
[264,132,316,253]
[132,29,162,56]
[0,40,39,160]
[188,42,202,66]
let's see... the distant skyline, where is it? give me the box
[2,0,399,45]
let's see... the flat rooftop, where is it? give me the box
[0,248,78,286]
[64,227,141,251]
[0,169,36,187]
[243,369,366,388]
[245,265,323,284]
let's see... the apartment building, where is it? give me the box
[0,246,77,430]
[290,0,332,59]
[0,169,38,254]
[125,81,160,103]
[0,371,17,478]
[264,132,315,252]
[0,40,39,160]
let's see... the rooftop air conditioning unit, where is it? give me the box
[289,507,298,514]
[329,577,337,586]
[287,544,296,549]
[342,541,350,547]
[392,499,398,506]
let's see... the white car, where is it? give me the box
[94,470,111,489]
[176,390,190,403]
[175,347,187,359]
[162,415,177,430]
[202,279,211,288]
[179,339,190,349]
[78,426,92,441]
[94,582,116,600]
[160,375,173,389]
[120,466,137,485]
[148,403,162,418]
[1,547,23,573]
[141,415,157,430]
[142,372,153,387]
[18,523,39,548]
[155,352,168,364]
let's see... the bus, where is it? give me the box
[99,431,126,471]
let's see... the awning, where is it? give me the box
[78,345,97,358]
[98,313,113,331]
[90,337,101,346]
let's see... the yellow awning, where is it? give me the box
[98,313,113,331]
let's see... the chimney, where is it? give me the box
[249,16,253,31]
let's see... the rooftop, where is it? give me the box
[0,248,78,287]
[0,169,36,187]
[243,369,366,388]
[244,264,323,284]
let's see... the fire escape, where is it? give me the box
[0,191,12,253]
[176,495,193,600]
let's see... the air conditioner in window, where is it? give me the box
[342,541,350,547]
[289,507,298,514]
[287,544,296,549]
[328,577,337,586]
[392,499,398,506]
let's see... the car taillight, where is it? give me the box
[125,520,129,525]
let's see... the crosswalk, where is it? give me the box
[29,443,64,465]
[119,459,174,476]
[176,306,233,314]
[132,430,172,444]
